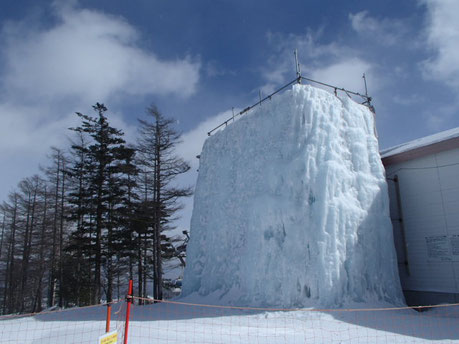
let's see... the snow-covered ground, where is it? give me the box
[1,301,459,343]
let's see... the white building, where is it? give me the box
[382,128,459,305]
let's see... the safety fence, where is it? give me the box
[125,297,459,344]
[0,300,126,344]
[1,282,459,343]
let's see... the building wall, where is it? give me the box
[385,147,459,305]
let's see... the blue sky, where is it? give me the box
[1,0,459,229]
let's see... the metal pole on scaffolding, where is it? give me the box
[363,73,368,97]
[362,73,376,112]
[124,279,133,344]
[294,49,302,83]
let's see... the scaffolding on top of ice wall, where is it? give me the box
[207,52,375,137]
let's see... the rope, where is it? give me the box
[114,301,125,315]
[0,300,122,320]
[131,296,459,313]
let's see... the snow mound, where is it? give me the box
[182,84,403,307]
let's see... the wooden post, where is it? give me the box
[124,279,133,344]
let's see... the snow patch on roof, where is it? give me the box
[380,127,459,158]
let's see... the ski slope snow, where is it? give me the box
[1,302,459,343]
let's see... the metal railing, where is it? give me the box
[207,75,374,137]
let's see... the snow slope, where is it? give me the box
[182,84,403,307]
[2,302,459,343]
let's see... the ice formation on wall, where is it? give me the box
[182,84,403,307]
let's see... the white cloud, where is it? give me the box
[423,102,457,131]
[0,101,139,202]
[1,3,200,103]
[310,58,374,95]
[0,2,201,202]
[392,94,423,106]
[262,32,377,97]
[349,11,404,46]
[350,11,379,32]
[0,102,75,201]
[0,103,74,155]
[421,0,459,89]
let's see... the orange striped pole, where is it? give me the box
[105,304,111,332]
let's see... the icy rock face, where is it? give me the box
[182,84,403,307]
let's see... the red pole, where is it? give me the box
[105,304,111,333]
[124,279,133,344]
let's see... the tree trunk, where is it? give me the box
[154,120,163,300]
[33,185,48,313]
[20,183,38,313]
[94,168,104,304]
[48,153,61,308]
[6,195,18,313]
[58,165,66,307]
[137,231,143,304]
[0,210,6,260]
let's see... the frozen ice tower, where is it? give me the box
[182,84,403,307]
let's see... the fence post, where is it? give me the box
[124,279,133,344]
[105,304,111,333]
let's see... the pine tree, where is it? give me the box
[1,193,19,314]
[65,132,94,305]
[136,105,192,300]
[68,103,135,303]
[42,147,68,308]
[32,179,50,313]
[0,101,193,313]
[17,176,41,312]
